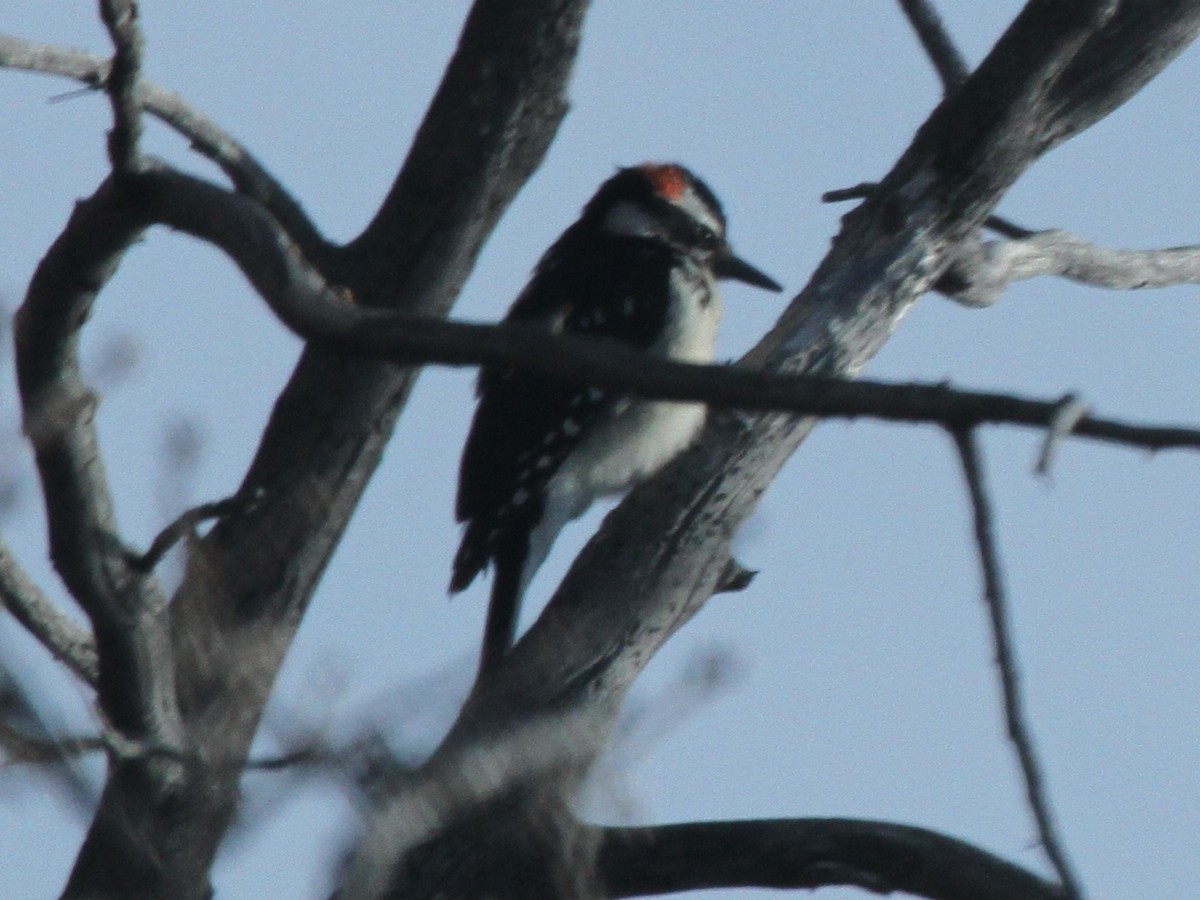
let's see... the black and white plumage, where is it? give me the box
[450,163,782,677]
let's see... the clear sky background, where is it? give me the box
[2,3,1197,898]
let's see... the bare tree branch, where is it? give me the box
[14,174,180,748]
[1044,0,1200,146]
[823,176,1200,311]
[340,706,608,899]
[824,182,1036,241]
[0,670,100,815]
[14,16,189,878]
[0,536,98,686]
[97,0,144,174]
[598,818,1065,900]
[55,3,593,896]
[114,163,1200,459]
[6,3,1198,897]
[127,492,255,574]
[898,0,970,91]
[0,33,328,257]
[938,230,1200,307]
[0,722,105,766]
[417,1,1197,867]
[950,428,1082,899]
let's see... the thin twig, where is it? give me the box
[129,493,255,573]
[0,670,101,814]
[821,181,878,204]
[0,34,328,256]
[898,0,970,91]
[823,181,1036,238]
[1037,394,1090,476]
[950,427,1083,900]
[0,724,105,764]
[985,214,1036,239]
[1,723,333,773]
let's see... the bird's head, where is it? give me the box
[586,162,782,292]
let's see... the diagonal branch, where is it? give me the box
[950,428,1082,899]
[127,492,253,574]
[340,705,607,898]
[1044,0,1200,146]
[432,0,1194,817]
[597,818,1065,900]
[0,536,98,686]
[898,0,970,91]
[0,33,328,258]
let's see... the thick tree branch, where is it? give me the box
[0,536,98,686]
[16,171,191,897]
[598,819,1064,900]
[951,429,1082,899]
[0,33,328,258]
[416,12,1200,885]
[14,175,177,738]
[340,706,607,898]
[1045,0,1200,146]
[54,4,593,897]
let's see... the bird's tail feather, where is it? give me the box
[478,559,523,678]
[450,523,488,595]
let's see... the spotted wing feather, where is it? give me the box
[451,234,679,592]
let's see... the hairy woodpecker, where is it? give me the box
[450,163,782,676]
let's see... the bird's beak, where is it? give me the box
[714,245,783,292]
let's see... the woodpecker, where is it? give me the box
[450,163,781,677]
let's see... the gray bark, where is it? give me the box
[3,1,1200,898]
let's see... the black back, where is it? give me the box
[450,230,682,591]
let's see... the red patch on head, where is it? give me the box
[640,164,687,201]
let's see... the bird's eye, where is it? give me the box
[691,221,721,250]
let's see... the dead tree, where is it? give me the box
[3,1,1200,897]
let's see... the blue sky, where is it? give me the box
[2,3,1198,898]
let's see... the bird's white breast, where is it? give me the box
[553,264,720,508]
[516,263,721,596]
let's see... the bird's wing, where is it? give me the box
[451,238,676,588]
